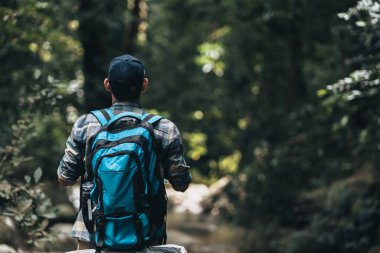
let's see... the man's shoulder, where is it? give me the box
[74,112,176,127]
[154,117,175,126]
[73,111,181,138]
[74,113,100,128]
[153,116,178,133]
[71,113,101,141]
[151,116,183,144]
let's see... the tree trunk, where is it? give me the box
[287,0,307,105]
[78,0,141,111]
[122,0,141,53]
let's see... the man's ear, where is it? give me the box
[104,78,112,92]
[141,78,149,93]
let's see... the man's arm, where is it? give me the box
[57,115,87,187]
[156,120,192,192]
[166,163,191,192]
[58,177,77,186]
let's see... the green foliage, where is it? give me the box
[0,0,82,174]
[0,0,82,137]
[232,1,380,253]
[141,0,246,181]
[0,0,81,248]
[2,0,380,252]
[327,0,380,102]
[142,0,380,252]
[0,93,56,247]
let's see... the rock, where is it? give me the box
[33,223,77,252]
[0,244,16,253]
[66,184,81,211]
[0,217,25,249]
[55,203,77,220]
[166,183,209,214]
[166,177,231,215]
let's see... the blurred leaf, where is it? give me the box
[0,180,12,199]
[33,167,43,183]
[25,175,31,184]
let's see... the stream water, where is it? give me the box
[0,182,240,253]
[166,211,239,253]
[57,182,240,253]
[47,211,239,253]
[163,181,239,253]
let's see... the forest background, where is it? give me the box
[1,0,380,253]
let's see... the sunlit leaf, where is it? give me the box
[25,175,31,184]
[34,167,43,183]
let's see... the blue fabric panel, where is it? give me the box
[100,215,137,249]
[91,110,109,126]
[97,213,150,250]
[91,142,144,171]
[100,155,137,215]
[91,143,148,214]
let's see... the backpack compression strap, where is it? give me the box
[142,113,163,124]
[90,109,115,126]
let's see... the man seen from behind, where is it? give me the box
[57,54,192,251]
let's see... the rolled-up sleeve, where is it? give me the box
[57,115,87,182]
[155,120,192,192]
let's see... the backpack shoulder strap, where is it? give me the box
[90,109,113,126]
[142,113,163,125]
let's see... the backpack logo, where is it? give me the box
[81,109,167,252]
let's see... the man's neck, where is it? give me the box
[112,97,141,106]
[111,94,140,104]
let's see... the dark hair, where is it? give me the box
[110,80,143,101]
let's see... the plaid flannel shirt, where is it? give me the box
[57,102,191,242]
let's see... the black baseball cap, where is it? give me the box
[108,54,145,95]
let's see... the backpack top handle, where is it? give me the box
[106,111,142,128]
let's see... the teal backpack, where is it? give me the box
[81,109,167,253]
